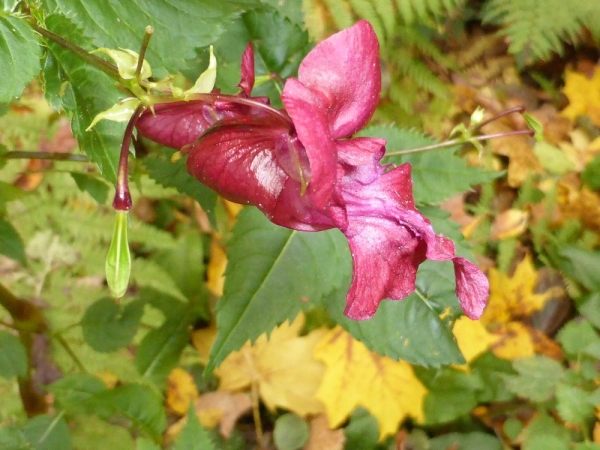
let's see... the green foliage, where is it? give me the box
[482,0,600,64]
[206,207,350,373]
[502,355,565,402]
[343,408,380,450]
[361,125,496,204]
[22,415,72,450]
[173,406,215,450]
[325,261,465,367]
[429,432,502,450]
[0,331,27,379]
[0,218,26,265]
[0,15,41,102]
[273,413,310,450]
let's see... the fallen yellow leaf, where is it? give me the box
[196,391,252,438]
[313,327,427,440]
[482,254,551,324]
[490,209,529,240]
[191,323,217,364]
[490,322,536,360]
[216,314,326,417]
[453,316,500,364]
[561,67,600,127]
[166,367,199,416]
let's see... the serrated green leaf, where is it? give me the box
[22,415,72,450]
[206,207,350,373]
[40,0,260,77]
[557,320,600,358]
[46,374,108,415]
[324,260,465,367]
[558,246,600,292]
[69,172,110,204]
[81,298,144,352]
[173,405,215,450]
[273,414,309,450]
[556,383,595,424]
[580,293,600,330]
[90,384,166,438]
[0,331,27,379]
[430,432,502,450]
[470,352,517,403]
[142,149,217,226]
[212,8,310,105]
[0,218,27,265]
[42,15,123,183]
[135,314,190,382]
[360,125,496,204]
[0,15,41,102]
[522,413,570,450]
[503,355,565,402]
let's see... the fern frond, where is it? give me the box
[482,0,591,63]
[347,0,386,40]
[323,0,354,29]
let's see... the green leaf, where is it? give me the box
[0,425,28,450]
[142,149,217,226]
[206,207,350,373]
[0,15,41,102]
[343,408,380,450]
[360,125,496,204]
[557,320,600,358]
[522,413,570,450]
[582,153,600,190]
[81,298,144,352]
[42,14,123,183]
[136,438,161,450]
[325,261,465,367]
[273,414,309,450]
[0,331,27,378]
[0,218,27,265]
[70,172,110,204]
[503,355,565,402]
[173,405,215,450]
[470,352,517,403]
[430,432,502,450]
[22,415,72,450]
[557,246,600,292]
[533,141,575,174]
[213,8,311,105]
[135,314,190,383]
[90,384,166,438]
[40,0,260,77]
[574,444,600,450]
[417,368,484,424]
[555,383,596,424]
[580,293,600,330]
[46,374,108,415]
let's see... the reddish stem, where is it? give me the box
[113,106,146,211]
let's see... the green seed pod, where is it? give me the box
[106,211,131,299]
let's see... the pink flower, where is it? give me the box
[136,21,489,320]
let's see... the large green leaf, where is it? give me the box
[22,415,72,450]
[0,425,29,450]
[81,298,145,353]
[360,125,496,204]
[42,15,123,183]
[325,260,465,367]
[206,207,350,373]
[46,374,108,415]
[40,0,261,76]
[135,313,190,383]
[503,355,565,402]
[0,218,27,265]
[0,15,41,102]
[142,149,217,225]
[0,331,27,378]
[212,8,311,105]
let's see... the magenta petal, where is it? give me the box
[452,258,489,319]
[296,20,381,139]
[238,43,255,96]
[282,78,338,210]
[343,215,426,320]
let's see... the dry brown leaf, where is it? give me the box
[303,415,345,450]
[196,391,252,438]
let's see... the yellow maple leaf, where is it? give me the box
[561,67,600,127]
[452,316,500,364]
[216,314,326,417]
[482,254,551,325]
[166,367,199,416]
[313,326,427,440]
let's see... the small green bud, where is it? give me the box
[470,106,485,126]
[87,97,141,130]
[183,45,217,99]
[106,211,131,299]
[523,113,544,142]
[94,48,152,80]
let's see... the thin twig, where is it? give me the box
[3,151,89,162]
[135,26,154,80]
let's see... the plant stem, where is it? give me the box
[3,151,89,162]
[135,26,154,80]
[473,106,525,132]
[0,282,48,417]
[385,129,534,157]
[113,105,146,211]
[29,21,120,81]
